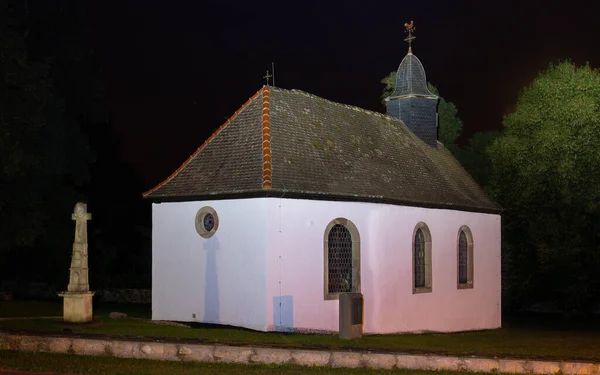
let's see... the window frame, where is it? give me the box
[195,206,219,238]
[457,225,474,289]
[323,218,361,300]
[412,222,432,294]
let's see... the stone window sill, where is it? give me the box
[324,293,341,301]
[457,282,474,289]
[412,286,432,294]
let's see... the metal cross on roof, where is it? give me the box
[263,70,272,86]
[404,20,416,53]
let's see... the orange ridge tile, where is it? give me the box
[261,86,272,189]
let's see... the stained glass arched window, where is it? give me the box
[412,222,432,293]
[414,229,426,288]
[328,224,353,294]
[458,231,468,284]
[457,226,474,288]
[324,218,361,300]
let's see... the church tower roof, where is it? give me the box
[385,21,439,148]
[390,52,436,98]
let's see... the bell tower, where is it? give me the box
[385,21,439,148]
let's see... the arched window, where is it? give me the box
[415,229,426,287]
[457,226,474,288]
[324,218,360,300]
[458,231,468,283]
[412,222,432,293]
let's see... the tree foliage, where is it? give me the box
[488,61,600,312]
[381,71,463,154]
[455,131,501,187]
[429,83,463,154]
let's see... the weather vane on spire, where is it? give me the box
[404,20,416,54]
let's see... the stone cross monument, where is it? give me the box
[58,202,95,323]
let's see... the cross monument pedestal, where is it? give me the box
[58,202,95,323]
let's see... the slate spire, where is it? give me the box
[385,21,439,148]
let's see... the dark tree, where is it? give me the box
[0,1,92,283]
[455,131,501,187]
[488,61,600,313]
[1,0,151,290]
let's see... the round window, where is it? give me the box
[195,207,218,238]
[203,213,215,232]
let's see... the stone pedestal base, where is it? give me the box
[58,291,95,323]
[339,293,363,340]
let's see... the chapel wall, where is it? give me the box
[266,198,501,334]
[151,198,269,331]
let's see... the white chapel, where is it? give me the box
[144,40,502,333]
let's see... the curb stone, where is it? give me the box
[291,350,331,366]
[362,353,396,370]
[250,348,293,365]
[330,352,363,368]
[0,332,598,374]
[213,345,253,364]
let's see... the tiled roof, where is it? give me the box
[144,86,501,214]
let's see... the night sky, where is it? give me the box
[87,0,599,191]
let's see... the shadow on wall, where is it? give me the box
[204,236,220,323]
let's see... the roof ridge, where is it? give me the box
[271,86,402,124]
[142,86,266,197]
[261,87,272,189]
[271,85,439,154]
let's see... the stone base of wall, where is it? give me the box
[0,332,598,374]
[95,289,151,304]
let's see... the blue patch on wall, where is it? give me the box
[273,296,293,332]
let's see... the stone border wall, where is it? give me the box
[95,289,151,304]
[0,332,598,374]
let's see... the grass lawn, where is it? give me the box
[0,300,63,317]
[0,350,499,375]
[1,300,599,362]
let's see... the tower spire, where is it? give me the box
[404,20,416,54]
